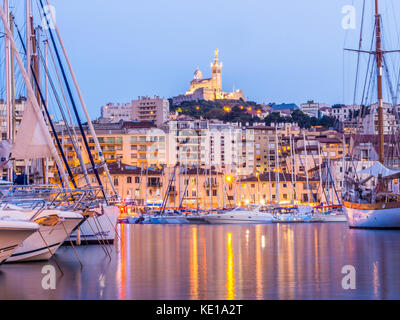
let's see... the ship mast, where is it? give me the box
[375,0,385,164]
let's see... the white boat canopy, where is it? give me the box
[357,161,400,178]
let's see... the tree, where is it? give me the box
[204,108,226,119]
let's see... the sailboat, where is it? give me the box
[1,0,120,250]
[0,218,39,264]
[342,0,400,229]
[1,205,83,262]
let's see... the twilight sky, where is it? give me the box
[44,0,400,118]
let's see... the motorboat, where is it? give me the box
[271,205,313,223]
[203,207,274,224]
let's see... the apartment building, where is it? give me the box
[100,96,170,127]
[132,96,169,126]
[240,172,320,204]
[100,102,132,122]
[300,101,330,119]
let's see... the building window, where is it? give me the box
[135,177,140,184]
[127,177,132,184]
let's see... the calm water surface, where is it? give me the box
[0,224,400,300]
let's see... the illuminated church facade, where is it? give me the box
[172,50,245,105]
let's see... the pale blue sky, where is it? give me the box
[41,0,400,117]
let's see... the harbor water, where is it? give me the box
[0,223,400,300]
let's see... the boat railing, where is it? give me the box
[0,184,117,213]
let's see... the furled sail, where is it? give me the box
[11,101,51,159]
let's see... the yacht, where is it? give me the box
[0,206,83,262]
[271,205,314,223]
[203,207,274,224]
[310,211,347,223]
[0,219,39,264]
[308,206,348,223]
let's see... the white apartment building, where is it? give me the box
[166,119,259,178]
[361,103,397,135]
[0,97,26,139]
[331,102,394,126]
[101,103,132,122]
[300,101,330,118]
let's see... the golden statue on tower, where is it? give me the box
[172,49,245,104]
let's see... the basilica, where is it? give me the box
[172,50,245,105]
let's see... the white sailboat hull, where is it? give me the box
[344,205,400,229]
[70,205,119,243]
[7,210,83,262]
[0,220,39,264]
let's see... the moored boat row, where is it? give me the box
[119,204,348,225]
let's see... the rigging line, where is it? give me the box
[13,20,77,189]
[36,35,92,173]
[309,143,329,204]
[36,35,91,187]
[382,55,396,105]
[47,40,79,131]
[45,39,93,189]
[353,0,366,105]
[37,0,106,200]
[363,59,376,117]
[389,0,400,100]
[296,143,316,203]
[45,37,87,150]
[380,18,397,105]
[361,20,376,106]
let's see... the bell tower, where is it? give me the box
[211,49,222,93]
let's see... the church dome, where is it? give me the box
[194,69,203,81]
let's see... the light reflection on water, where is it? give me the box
[0,224,400,300]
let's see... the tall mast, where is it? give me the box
[10,12,15,142]
[275,129,280,203]
[289,134,295,204]
[4,0,11,181]
[26,0,32,82]
[303,131,311,204]
[375,0,384,164]
[318,141,323,205]
[267,135,272,204]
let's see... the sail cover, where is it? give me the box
[11,101,51,159]
[357,161,400,178]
